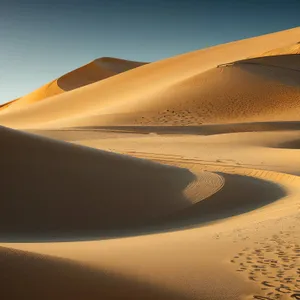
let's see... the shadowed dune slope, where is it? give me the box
[0,27,299,129]
[0,126,200,235]
[2,57,147,112]
[271,138,300,149]
[257,41,300,57]
[0,247,188,300]
[235,53,300,72]
[57,57,147,91]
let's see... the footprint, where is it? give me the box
[275,286,291,294]
[262,281,275,287]
[249,276,258,281]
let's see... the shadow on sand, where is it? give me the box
[65,121,300,136]
[0,172,286,243]
[0,246,189,300]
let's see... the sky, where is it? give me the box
[0,0,299,104]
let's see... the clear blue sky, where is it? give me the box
[0,0,299,104]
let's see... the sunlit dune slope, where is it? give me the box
[0,125,217,235]
[56,57,147,92]
[2,57,147,111]
[83,57,299,126]
[0,98,19,110]
[0,27,299,129]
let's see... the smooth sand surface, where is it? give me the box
[1,57,147,112]
[0,97,19,110]
[0,27,299,128]
[1,27,300,300]
[256,41,300,57]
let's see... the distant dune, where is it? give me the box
[2,57,147,112]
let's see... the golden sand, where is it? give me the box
[0,27,300,300]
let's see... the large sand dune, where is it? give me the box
[0,125,227,236]
[0,97,19,110]
[257,41,300,57]
[0,27,299,128]
[1,27,300,300]
[1,57,147,112]
[0,246,191,300]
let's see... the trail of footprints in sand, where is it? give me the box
[231,230,300,299]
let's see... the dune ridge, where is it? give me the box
[0,125,226,236]
[0,27,299,129]
[257,41,300,57]
[1,57,147,112]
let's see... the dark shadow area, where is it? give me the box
[219,54,300,73]
[156,172,286,231]
[0,246,188,300]
[271,139,300,149]
[234,54,300,73]
[219,54,300,87]
[58,121,300,137]
[0,126,195,237]
[0,172,286,243]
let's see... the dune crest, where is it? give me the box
[258,41,300,57]
[1,57,147,112]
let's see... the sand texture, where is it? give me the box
[1,57,147,112]
[0,27,300,300]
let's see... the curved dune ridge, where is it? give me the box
[0,27,299,128]
[0,125,225,236]
[257,41,300,57]
[1,57,147,112]
[57,57,147,91]
[233,53,300,72]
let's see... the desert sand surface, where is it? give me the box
[0,27,300,300]
[257,42,300,57]
[1,57,147,112]
[0,27,299,128]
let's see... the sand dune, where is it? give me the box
[257,41,300,57]
[1,57,147,112]
[0,125,227,236]
[8,60,300,127]
[50,60,299,126]
[1,27,300,300]
[0,27,299,129]
[2,157,300,299]
[0,246,189,300]
[235,53,300,73]
[0,98,19,110]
